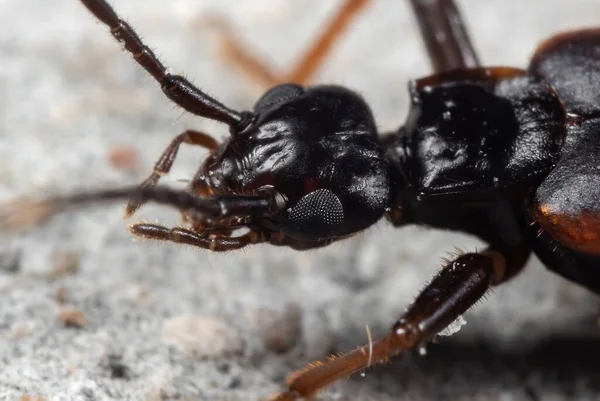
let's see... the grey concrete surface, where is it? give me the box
[1,1,600,400]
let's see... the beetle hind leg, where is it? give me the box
[202,0,370,88]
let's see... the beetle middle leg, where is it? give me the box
[125,129,218,217]
[203,0,370,87]
[409,0,480,72]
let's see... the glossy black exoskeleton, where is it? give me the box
[3,1,600,400]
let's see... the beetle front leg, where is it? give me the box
[129,223,266,251]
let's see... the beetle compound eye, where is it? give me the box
[285,189,344,239]
[254,83,305,112]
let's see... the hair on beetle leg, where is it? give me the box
[365,324,373,369]
[358,324,374,377]
[445,246,467,260]
[441,247,468,267]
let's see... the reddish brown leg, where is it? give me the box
[204,0,371,87]
[129,223,266,251]
[268,248,512,401]
[125,130,218,218]
[284,0,370,85]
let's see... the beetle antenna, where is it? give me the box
[79,0,251,132]
[0,186,280,234]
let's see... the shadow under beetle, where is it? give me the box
[3,0,600,399]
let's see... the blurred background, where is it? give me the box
[1,1,600,400]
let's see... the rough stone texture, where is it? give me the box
[1,1,600,400]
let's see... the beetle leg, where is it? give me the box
[201,15,278,88]
[80,0,244,128]
[283,0,369,85]
[409,0,480,72]
[203,0,370,87]
[128,223,266,251]
[267,248,513,401]
[125,130,219,218]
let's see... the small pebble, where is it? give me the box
[108,144,140,173]
[101,354,130,380]
[12,324,31,339]
[0,248,21,273]
[20,395,45,401]
[54,287,68,305]
[254,303,302,354]
[162,315,244,359]
[57,307,88,329]
[48,251,80,280]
